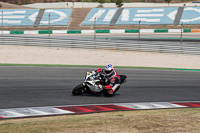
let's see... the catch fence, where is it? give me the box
[0,35,199,55]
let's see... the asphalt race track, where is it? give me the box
[0,66,200,109]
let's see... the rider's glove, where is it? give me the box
[98,84,103,89]
[105,78,109,84]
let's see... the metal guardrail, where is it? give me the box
[0,35,200,55]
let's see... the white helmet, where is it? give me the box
[105,64,114,76]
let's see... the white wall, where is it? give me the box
[23,2,200,9]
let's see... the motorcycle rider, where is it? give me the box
[92,64,120,95]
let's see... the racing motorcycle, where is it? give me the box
[72,72,127,97]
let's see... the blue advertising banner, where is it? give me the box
[82,8,118,25]
[39,9,72,26]
[0,9,72,26]
[180,7,200,24]
[116,7,178,25]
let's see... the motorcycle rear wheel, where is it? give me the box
[72,84,85,95]
[102,89,113,97]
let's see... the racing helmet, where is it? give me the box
[105,64,114,76]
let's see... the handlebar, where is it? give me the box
[89,72,109,85]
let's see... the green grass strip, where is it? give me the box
[174,68,200,71]
[0,64,200,71]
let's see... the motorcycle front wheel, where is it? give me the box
[72,84,85,95]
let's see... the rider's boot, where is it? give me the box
[108,89,114,94]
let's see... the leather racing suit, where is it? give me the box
[95,68,121,94]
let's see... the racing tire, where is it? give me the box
[119,75,127,84]
[72,84,85,96]
[102,89,113,97]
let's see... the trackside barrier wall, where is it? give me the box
[0,29,199,34]
[39,30,53,34]
[96,30,110,33]
[0,35,199,55]
[67,30,82,34]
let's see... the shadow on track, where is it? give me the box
[71,93,120,97]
